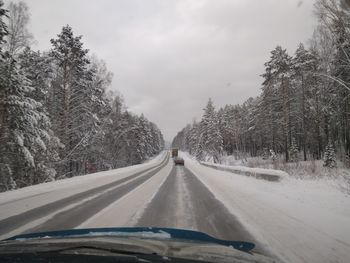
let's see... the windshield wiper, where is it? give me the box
[4,227,255,252]
[39,244,151,256]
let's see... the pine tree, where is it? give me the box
[270,149,277,161]
[173,1,350,167]
[0,3,59,190]
[289,138,299,162]
[0,53,55,189]
[49,25,91,177]
[292,43,319,160]
[262,148,269,160]
[0,0,7,53]
[262,46,293,162]
[200,98,223,163]
[18,47,61,183]
[323,141,337,168]
[80,57,113,172]
[0,3,165,191]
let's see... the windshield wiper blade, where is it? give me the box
[36,244,153,257]
[4,227,255,252]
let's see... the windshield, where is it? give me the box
[0,1,349,263]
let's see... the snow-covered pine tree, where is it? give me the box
[289,137,299,162]
[316,0,350,161]
[262,46,293,161]
[200,98,223,163]
[137,114,153,160]
[80,57,113,172]
[0,0,7,53]
[18,47,61,183]
[49,25,92,177]
[269,149,277,161]
[1,1,58,190]
[149,122,164,155]
[218,105,235,155]
[102,94,163,170]
[173,1,350,165]
[120,111,144,166]
[323,141,337,168]
[309,27,335,160]
[0,0,11,190]
[292,43,318,161]
[262,148,269,160]
[0,45,56,190]
[103,95,128,168]
[188,122,201,156]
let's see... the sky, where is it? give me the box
[12,0,317,141]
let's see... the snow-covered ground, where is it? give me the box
[201,161,288,181]
[220,154,350,185]
[0,152,166,221]
[182,153,350,263]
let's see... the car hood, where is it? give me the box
[1,227,279,263]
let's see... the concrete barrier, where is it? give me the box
[200,162,288,182]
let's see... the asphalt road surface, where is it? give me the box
[0,154,264,253]
[136,165,256,243]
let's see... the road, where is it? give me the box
[0,152,263,253]
[136,165,256,243]
[2,152,350,263]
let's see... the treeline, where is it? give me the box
[172,0,349,168]
[0,1,164,192]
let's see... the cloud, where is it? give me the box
[20,0,316,141]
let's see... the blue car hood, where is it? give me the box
[4,227,255,252]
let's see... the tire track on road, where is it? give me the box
[136,164,264,253]
[136,165,197,229]
[0,153,168,237]
[22,154,170,233]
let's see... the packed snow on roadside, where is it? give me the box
[182,153,350,263]
[0,152,166,220]
[201,161,288,181]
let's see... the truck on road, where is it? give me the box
[171,148,178,158]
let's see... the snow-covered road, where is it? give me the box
[181,154,350,263]
[0,152,168,239]
[1,151,349,263]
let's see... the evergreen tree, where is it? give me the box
[18,47,61,183]
[49,25,91,177]
[270,149,277,161]
[292,43,318,160]
[323,141,337,168]
[0,52,53,190]
[173,0,350,168]
[0,3,164,192]
[199,98,223,163]
[262,46,293,161]
[289,138,299,163]
[0,0,7,52]
[0,2,58,189]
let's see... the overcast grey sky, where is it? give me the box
[15,0,316,141]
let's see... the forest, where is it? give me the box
[0,1,164,192]
[172,0,349,168]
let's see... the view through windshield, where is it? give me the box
[0,1,350,263]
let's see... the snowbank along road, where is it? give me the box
[1,151,349,263]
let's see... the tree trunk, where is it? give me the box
[301,74,307,161]
[282,76,289,162]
